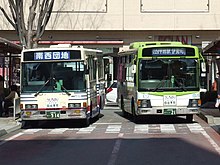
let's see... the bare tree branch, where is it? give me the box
[0,0,54,48]
[40,0,54,36]
[0,6,16,29]
[36,0,54,39]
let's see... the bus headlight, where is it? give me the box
[137,100,152,108]
[188,99,199,107]
[68,103,81,108]
[25,104,38,110]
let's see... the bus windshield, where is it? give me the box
[21,61,86,92]
[138,58,198,91]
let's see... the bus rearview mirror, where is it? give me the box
[132,65,136,74]
[201,62,206,72]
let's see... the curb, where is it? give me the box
[0,129,7,137]
[197,112,220,134]
[0,120,21,138]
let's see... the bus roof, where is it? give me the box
[129,41,184,49]
[118,41,201,59]
[22,44,103,54]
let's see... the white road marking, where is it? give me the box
[105,125,121,133]
[94,122,122,125]
[23,129,42,134]
[134,125,149,133]
[0,132,24,146]
[76,126,96,134]
[187,123,204,133]
[48,128,69,134]
[201,131,220,155]
[160,124,176,133]
[107,133,123,165]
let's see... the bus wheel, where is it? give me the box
[131,99,138,123]
[99,96,102,111]
[84,118,90,127]
[21,120,38,128]
[21,121,27,129]
[121,97,127,117]
[186,114,193,122]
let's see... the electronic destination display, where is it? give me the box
[23,50,81,61]
[142,47,195,57]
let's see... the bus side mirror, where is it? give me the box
[201,62,206,72]
[134,73,136,85]
[107,74,112,81]
[132,65,136,74]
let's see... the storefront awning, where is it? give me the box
[203,38,220,55]
[0,37,22,54]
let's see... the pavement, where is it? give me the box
[0,116,21,137]
[198,107,220,134]
[0,105,220,138]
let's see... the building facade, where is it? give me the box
[0,0,220,98]
[0,0,219,50]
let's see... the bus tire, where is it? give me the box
[131,98,138,123]
[84,118,90,127]
[21,120,39,128]
[121,96,127,117]
[90,101,93,118]
[186,114,193,122]
[21,121,27,129]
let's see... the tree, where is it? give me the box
[0,0,54,49]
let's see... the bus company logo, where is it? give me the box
[47,98,59,107]
[163,95,176,105]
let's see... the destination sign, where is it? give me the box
[34,51,70,60]
[23,50,81,61]
[152,48,186,56]
[142,47,195,57]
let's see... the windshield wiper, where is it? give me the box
[152,76,168,92]
[52,77,71,96]
[34,77,71,97]
[34,78,52,97]
[174,79,186,91]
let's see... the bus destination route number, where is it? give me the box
[46,111,60,119]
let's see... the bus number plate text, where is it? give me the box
[46,111,60,119]
[164,109,176,115]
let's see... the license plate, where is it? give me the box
[46,111,60,118]
[74,110,80,114]
[164,109,176,115]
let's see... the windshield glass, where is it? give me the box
[138,58,199,91]
[21,61,86,92]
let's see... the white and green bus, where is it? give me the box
[20,44,106,127]
[117,42,206,122]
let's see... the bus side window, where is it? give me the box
[73,71,85,90]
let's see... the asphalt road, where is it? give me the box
[0,104,220,165]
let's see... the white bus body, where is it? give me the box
[20,44,105,127]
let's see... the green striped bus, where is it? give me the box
[117,42,206,122]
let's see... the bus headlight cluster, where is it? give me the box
[137,100,152,108]
[25,104,38,110]
[68,103,81,108]
[188,99,199,107]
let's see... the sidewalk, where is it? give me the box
[0,117,21,137]
[198,107,220,134]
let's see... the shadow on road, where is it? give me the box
[21,114,105,129]
[114,111,197,124]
